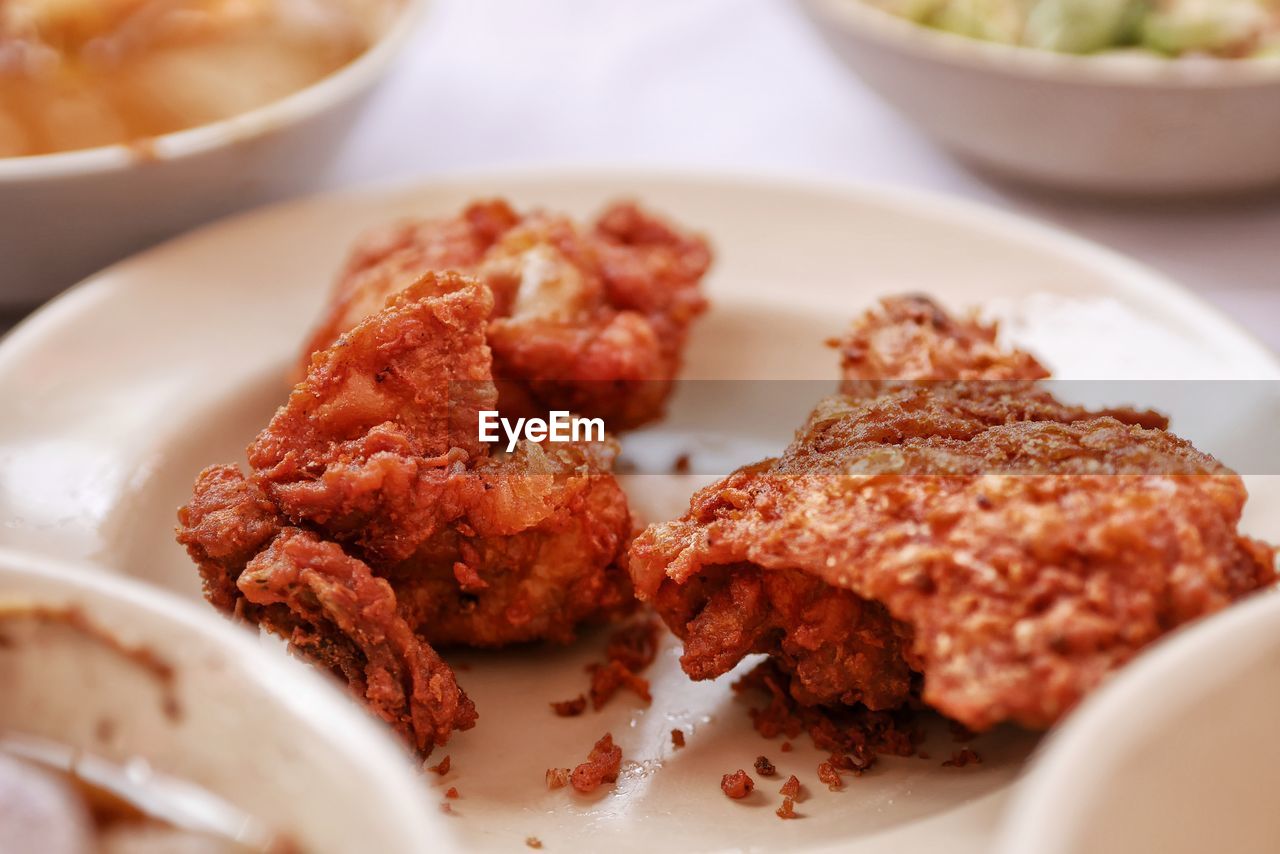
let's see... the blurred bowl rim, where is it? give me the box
[994,588,1280,854]
[0,0,428,183]
[802,0,1280,87]
[0,544,449,851]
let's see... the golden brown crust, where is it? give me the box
[239,529,477,753]
[298,199,711,430]
[178,276,633,755]
[836,294,1050,392]
[630,295,1276,731]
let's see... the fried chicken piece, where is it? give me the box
[835,292,1049,391]
[835,294,1168,429]
[239,529,476,753]
[630,296,1276,731]
[178,274,633,754]
[297,199,711,430]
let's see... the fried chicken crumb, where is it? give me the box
[942,748,982,768]
[754,756,776,777]
[445,787,459,799]
[672,453,692,474]
[570,733,623,793]
[780,775,801,799]
[588,660,651,709]
[551,695,588,717]
[720,769,754,799]
[733,661,921,765]
[817,761,842,791]
[776,797,798,820]
[607,618,661,671]
[573,617,662,712]
[545,768,571,790]
[526,837,543,849]
[429,755,451,776]
[829,750,874,777]
[671,729,686,749]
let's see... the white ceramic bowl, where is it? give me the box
[0,547,454,854]
[0,0,425,309]
[996,586,1280,854]
[797,0,1280,197]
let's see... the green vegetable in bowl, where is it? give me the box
[1141,0,1274,56]
[865,0,1280,57]
[931,0,1027,45]
[1024,0,1144,54]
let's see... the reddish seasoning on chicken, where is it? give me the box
[571,734,623,793]
[452,561,489,592]
[817,761,841,791]
[720,769,754,799]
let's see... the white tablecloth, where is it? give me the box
[321,0,1280,353]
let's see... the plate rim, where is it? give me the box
[2,165,1277,378]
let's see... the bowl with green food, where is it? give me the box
[798,0,1280,196]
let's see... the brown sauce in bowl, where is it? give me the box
[0,736,299,853]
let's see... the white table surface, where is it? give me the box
[7,0,1280,351]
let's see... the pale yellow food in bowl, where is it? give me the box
[0,0,419,308]
[0,0,377,157]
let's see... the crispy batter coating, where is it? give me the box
[298,199,711,430]
[178,274,633,754]
[836,293,1049,392]
[240,529,476,752]
[630,296,1276,731]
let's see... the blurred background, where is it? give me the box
[3,0,1278,349]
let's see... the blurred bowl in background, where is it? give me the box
[798,0,1280,197]
[0,546,451,853]
[0,0,426,310]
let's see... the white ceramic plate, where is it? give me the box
[0,170,1277,853]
